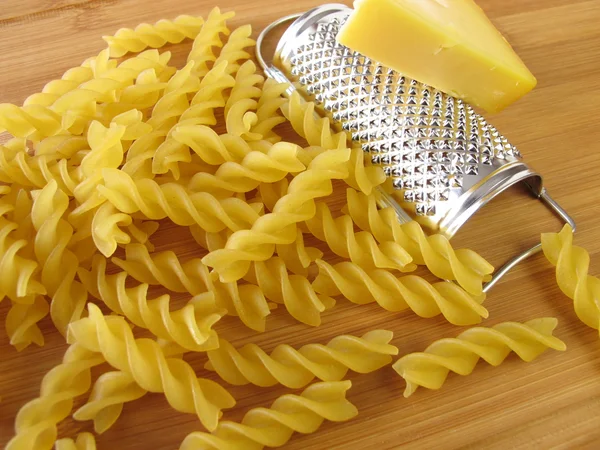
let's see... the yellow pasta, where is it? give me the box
[392,318,566,397]
[179,380,358,450]
[112,244,272,332]
[283,90,348,150]
[344,188,495,296]
[205,331,398,388]
[104,15,206,58]
[313,260,488,326]
[22,62,94,108]
[250,78,289,142]
[256,177,289,212]
[125,219,159,251]
[98,68,168,121]
[55,433,97,450]
[185,141,305,196]
[67,304,236,431]
[4,344,104,450]
[0,215,45,302]
[78,254,222,352]
[0,49,171,140]
[187,7,235,77]
[170,125,256,167]
[242,257,334,326]
[150,62,236,179]
[74,371,147,434]
[306,202,415,272]
[542,224,600,332]
[225,60,264,140]
[31,180,88,336]
[5,296,49,351]
[98,168,263,232]
[213,24,255,77]
[345,147,388,195]
[91,202,133,257]
[34,134,88,158]
[74,341,186,434]
[202,148,351,282]
[275,229,323,276]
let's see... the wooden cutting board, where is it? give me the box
[2,0,600,448]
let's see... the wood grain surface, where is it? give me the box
[1,0,600,449]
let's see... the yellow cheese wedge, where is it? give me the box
[337,0,537,113]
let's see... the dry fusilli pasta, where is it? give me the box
[104,15,206,57]
[112,244,272,332]
[99,168,263,232]
[250,78,288,142]
[186,141,305,196]
[344,188,494,296]
[4,344,104,450]
[243,257,335,326]
[31,180,88,336]
[55,433,97,450]
[179,380,358,450]
[5,296,49,351]
[205,330,397,388]
[78,254,222,352]
[392,318,566,397]
[202,148,351,282]
[313,260,488,326]
[187,7,234,77]
[542,224,600,332]
[306,202,415,272]
[67,303,236,431]
[224,60,264,140]
[282,91,348,150]
[73,371,147,434]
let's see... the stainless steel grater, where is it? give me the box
[256,4,575,291]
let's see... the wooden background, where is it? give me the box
[1,0,600,448]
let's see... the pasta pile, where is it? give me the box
[0,6,588,450]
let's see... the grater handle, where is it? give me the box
[256,15,577,293]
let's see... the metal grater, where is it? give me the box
[256,4,575,290]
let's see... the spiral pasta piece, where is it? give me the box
[149,62,236,179]
[5,344,104,450]
[250,78,288,142]
[31,180,88,336]
[0,214,46,302]
[345,147,387,195]
[283,90,348,150]
[542,224,600,332]
[242,257,334,326]
[23,63,94,107]
[313,260,488,326]
[187,7,235,77]
[275,229,323,276]
[73,371,147,434]
[179,380,358,450]
[392,318,566,397]
[224,60,264,140]
[112,244,272,332]
[99,168,262,232]
[202,148,351,282]
[67,304,236,431]
[186,141,305,196]
[55,433,97,450]
[213,25,255,77]
[306,202,415,273]
[5,296,49,351]
[98,68,168,121]
[0,50,171,139]
[104,15,206,57]
[171,125,256,169]
[92,202,133,257]
[77,254,222,351]
[147,60,200,131]
[344,188,494,295]
[205,330,397,388]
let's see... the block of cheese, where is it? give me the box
[337,0,537,113]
